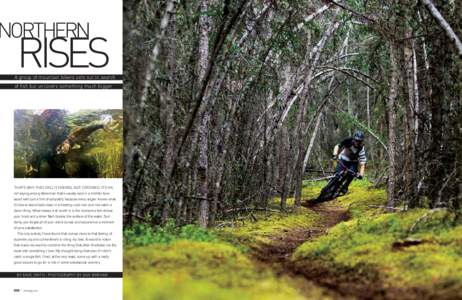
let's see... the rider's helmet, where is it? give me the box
[354,130,365,141]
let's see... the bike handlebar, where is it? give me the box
[335,159,359,177]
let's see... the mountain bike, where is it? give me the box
[314,160,358,203]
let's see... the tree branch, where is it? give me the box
[420,0,462,58]
[296,3,334,31]
[326,0,376,23]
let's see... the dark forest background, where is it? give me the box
[123,0,462,228]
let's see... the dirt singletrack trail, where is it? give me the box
[253,201,348,267]
[251,200,351,299]
[251,201,409,299]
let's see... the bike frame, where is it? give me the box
[335,159,358,177]
[314,159,358,203]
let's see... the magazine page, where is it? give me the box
[2,1,462,300]
[0,1,122,299]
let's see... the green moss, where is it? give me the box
[124,185,336,300]
[125,182,462,298]
[125,273,245,300]
[293,184,462,294]
[301,180,325,199]
[216,205,319,249]
[124,240,308,300]
[124,219,217,247]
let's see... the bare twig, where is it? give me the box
[224,207,281,213]
[408,208,445,233]
[320,66,378,85]
[368,205,406,211]
[326,0,376,23]
[304,175,335,182]
[435,167,457,207]
[123,212,146,221]
[182,195,213,201]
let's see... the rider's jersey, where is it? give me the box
[338,138,367,164]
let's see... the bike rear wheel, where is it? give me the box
[316,176,341,203]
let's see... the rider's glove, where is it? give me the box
[356,173,363,180]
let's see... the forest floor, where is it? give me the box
[251,201,350,298]
[124,181,462,300]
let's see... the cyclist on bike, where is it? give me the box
[331,130,367,195]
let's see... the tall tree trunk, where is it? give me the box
[387,40,399,210]
[198,115,210,227]
[197,0,212,227]
[427,0,450,207]
[303,111,323,174]
[293,97,307,208]
[456,0,462,209]
[403,25,418,208]
[161,9,178,224]
[279,126,290,210]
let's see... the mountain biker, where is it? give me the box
[331,130,366,195]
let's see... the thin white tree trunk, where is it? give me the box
[238,3,272,46]
[387,41,399,210]
[366,85,371,128]
[412,40,420,144]
[278,126,290,210]
[296,3,333,31]
[301,74,336,172]
[273,10,341,134]
[302,112,323,172]
[417,12,430,71]
[140,0,175,111]
[404,25,417,206]
[197,0,211,228]
[344,25,352,135]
